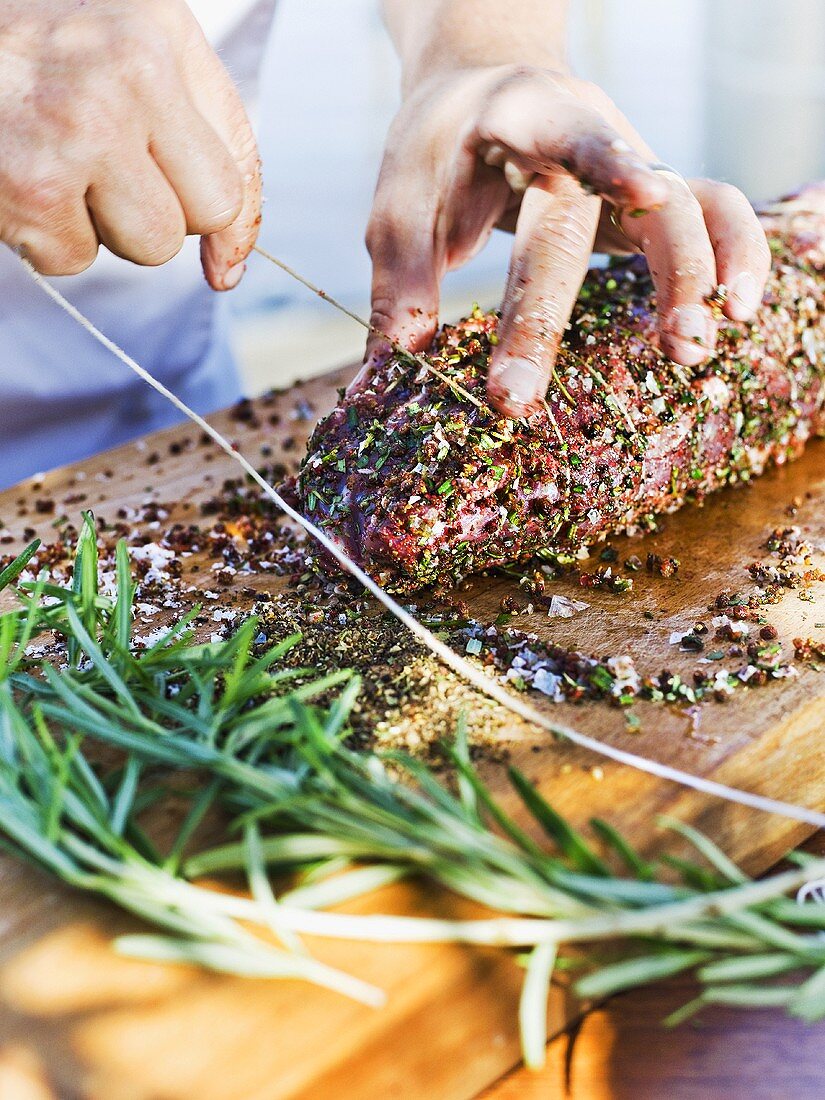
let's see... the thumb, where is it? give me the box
[488,174,600,418]
[186,36,263,291]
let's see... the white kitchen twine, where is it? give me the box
[798,880,825,905]
[19,253,825,834]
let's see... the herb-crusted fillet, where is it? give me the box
[297,191,825,593]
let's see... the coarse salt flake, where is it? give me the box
[547,595,589,619]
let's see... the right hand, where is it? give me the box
[362,65,771,418]
[0,0,261,289]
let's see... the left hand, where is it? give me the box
[359,65,771,418]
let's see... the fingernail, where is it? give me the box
[727,271,762,319]
[222,261,246,290]
[364,338,394,372]
[665,305,716,364]
[489,358,542,416]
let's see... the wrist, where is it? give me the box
[404,56,570,102]
[385,1,569,98]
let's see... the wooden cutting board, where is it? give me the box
[0,365,823,1100]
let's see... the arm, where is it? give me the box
[0,0,262,289]
[367,1,770,418]
[383,0,569,90]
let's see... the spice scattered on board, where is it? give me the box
[0,376,822,759]
[2,470,823,757]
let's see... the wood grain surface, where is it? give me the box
[0,365,823,1100]
[482,833,825,1100]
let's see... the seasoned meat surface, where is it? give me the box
[297,191,825,593]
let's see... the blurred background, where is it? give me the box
[230,0,825,393]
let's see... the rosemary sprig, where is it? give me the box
[1,517,825,1071]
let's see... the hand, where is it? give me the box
[364,65,771,417]
[0,0,261,289]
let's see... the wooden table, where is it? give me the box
[0,366,823,1099]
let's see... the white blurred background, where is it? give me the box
[230,0,825,393]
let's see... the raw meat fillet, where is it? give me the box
[297,189,825,593]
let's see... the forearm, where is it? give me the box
[381,0,569,93]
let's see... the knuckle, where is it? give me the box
[369,293,437,348]
[26,174,70,220]
[738,226,772,274]
[567,76,606,107]
[28,238,97,277]
[211,75,259,165]
[477,65,545,130]
[717,181,748,207]
[196,173,244,234]
[81,109,121,158]
[665,179,707,222]
[365,210,400,259]
[368,296,397,333]
[167,2,208,52]
[741,219,771,260]
[680,257,712,282]
[120,34,174,92]
[475,101,509,145]
[483,64,540,108]
[130,51,166,89]
[753,228,772,268]
[149,0,194,34]
[134,205,186,265]
[366,202,433,268]
[570,126,611,168]
[57,242,99,276]
[139,228,185,266]
[697,178,745,205]
[662,170,699,201]
[693,178,771,265]
[501,63,540,86]
[515,303,565,348]
[26,250,61,277]
[692,177,757,221]
[203,199,242,236]
[235,127,260,173]
[660,249,715,295]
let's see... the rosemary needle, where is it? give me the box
[2,522,825,1068]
